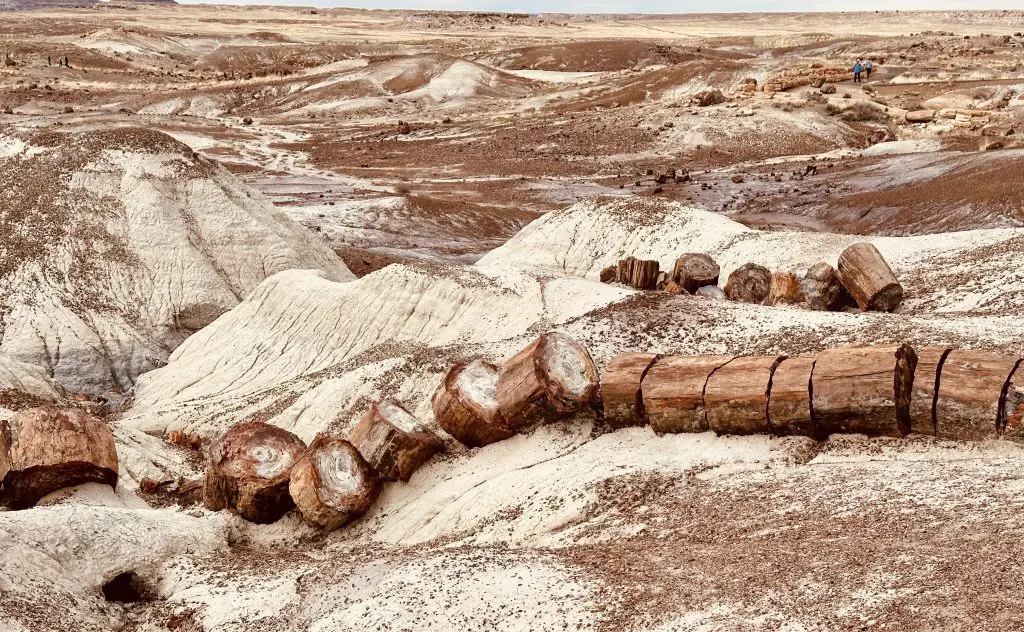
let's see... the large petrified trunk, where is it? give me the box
[496,333,599,431]
[432,359,513,448]
[705,356,785,435]
[202,421,306,524]
[600,353,660,429]
[766,356,816,437]
[836,243,903,312]
[642,355,735,433]
[288,435,381,532]
[1002,363,1024,441]
[0,407,118,509]
[811,344,917,438]
[934,350,1020,441]
[765,272,804,306]
[799,263,845,311]
[351,400,443,482]
[671,253,720,294]
[616,257,660,290]
[724,263,771,303]
[908,347,952,435]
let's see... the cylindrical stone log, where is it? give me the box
[1002,363,1024,441]
[616,258,632,284]
[655,271,669,291]
[600,353,660,429]
[629,259,660,290]
[905,110,935,123]
[705,356,786,435]
[800,262,845,311]
[641,355,735,434]
[766,356,816,437]
[599,265,616,283]
[724,263,772,303]
[811,344,917,438]
[351,400,443,482]
[934,350,1020,442]
[671,253,720,293]
[202,421,306,524]
[0,407,118,509]
[496,332,599,431]
[908,347,952,435]
[766,272,805,306]
[432,359,513,448]
[288,435,381,532]
[836,243,903,312]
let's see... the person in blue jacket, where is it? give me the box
[853,59,863,83]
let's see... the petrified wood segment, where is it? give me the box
[1002,363,1024,441]
[705,355,786,435]
[671,253,720,294]
[600,353,660,429]
[496,333,599,431]
[766,356,816,437]
[642,355,735,434]
[351,400,443,482]
[288,435,381,532]
[765,272,804,306]
[836,243,903,312]
[811,344,917,438]
[202,421,306,524]
[800,263,845,311]
[724,263,772,303]
[908,347,952,435]
[432,359,513,448]
[0,407,118,509]
[934,350,1019,441]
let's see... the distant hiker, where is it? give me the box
[864,59,873,80]
[64,55,69,68]
[853,59,863,83]
[47,55,51,66]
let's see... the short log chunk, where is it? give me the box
[599,265,617,283]
[908,346,951,435]
[724,263,772,303]
[766,356,816,437]
[799,263,844,311]
[288,435,381,532]
[202,421,307,523]
[351,400,443,482]
[705,356,785,435]
[600,353,660,429]
[432,359,513,448]
[836,243,903,312]
[811,344,917,438]
[0,407,118,509]
[642,355,734,433]
[629,259,660,290]
[671,253,720,293]
[934,350,1020,442]
[496,332,599,431]
[766,272,805,306]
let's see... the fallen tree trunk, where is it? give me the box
[626,258,659,290]
[642,355,735,433]
[766,356,816,437]
[600,353,660,429]
[766,272,804,306]
[908,347,951,435]
[811,344,917,438]
[432,359,513,448]
[496,333,599,431]
[288,435,381,532]
[0,407,118,509]
[800,263,845,311]
[1002,363,1024,441]
[705,356,785,435]
[202,421,306,523]
[671,253,720,293]
[724,263,772,303]
[934,350,1019,442]
[351,400,443,482]
[836,243,903,312]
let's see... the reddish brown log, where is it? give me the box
[811,344,917,438]
[705,356,786,435]
[1002,363,1024,441]
[671,253,720,293]
[432,359,513,448]
[800,263,845,311]
[288,435,381,532]
[202,421,306,523]
[837,243,903,312]
[934,350,1019,441]
[641,355,735,433]
[724,263,772,303]
[496,333,599,431]
[0,407,118,509]
[351,400,443,482]
[908,347,951,435]
[599,265,617,283]
[766,356,816,437]
[600,353,660,429]
[625,258,659,290]
[766,272,805,306]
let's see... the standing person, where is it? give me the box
[47,55,51,66]
[853,59,863,83]
[864,59,873,81]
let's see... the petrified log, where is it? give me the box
[671,253,720,293]
[202,421,306,523]
[599,265,616,283]
[288,435,381,532]
[642,355,734,433]
[766,272,805,306]
[811,344,917,438]
[905,110,935,123]
[432,359,513,448]
[934,350,1019,441]
[351,400,443,482]
[724,263,772,303]
[799,263,844,311]
[705,356,785,435]
[627,258,660,290]
[908,346,952,435]
[1002,363,1024,441]
[766,356,816,437]
[496,332,599,431]
[836,243,903,312]
[600,353,660,429]
[0,407,118,509]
